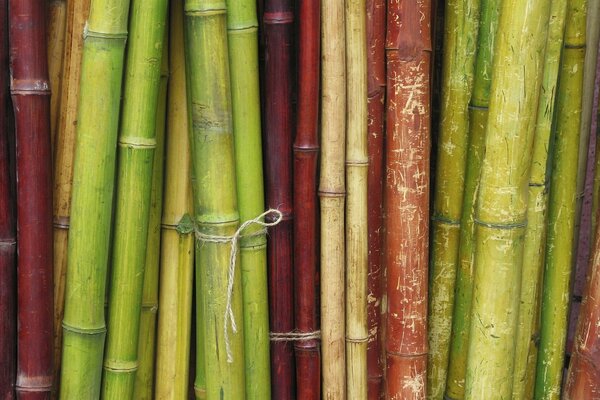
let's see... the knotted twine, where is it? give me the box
[195,208,283,363]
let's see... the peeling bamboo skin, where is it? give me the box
[427,1,480,395]
[293,0,321,398]
[59,1,130,397]
[564,221,600,398]
[384,1,432,398]
[10,1,54,398]
[535,1,587,397]
[155,1,194,398]
[0,0,16,396]
[226,0,272,397]
[184,1,246,398]
[511,1,567,398]
[462,0,551,397]
[366,1,385,398]
[51,2,90,395]
[46,0,65,151]
[444,1,500,397]
[320,0,346,397]
[133,35,169,400]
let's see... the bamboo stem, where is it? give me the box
[184,1,246,397]
[511,1,568,398]
[463,0,551,397]
[535,0,588,397]
[293,0,321,398]
[445,1,501,398]
[262,0,296,396]
[10,0,54,397]
[0,0,16,396]
[155,1,195,398]
[366,0,385,398]
[427,1,480,395]
[384,1,432,398]
[51,0,90,396]
[59,0,130,397]
[46,0,65,151]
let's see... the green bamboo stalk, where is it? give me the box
[427,0,481,397]
[463,0,551,397]
[101,0,168,397]
[511,1,568,398]
[58,1,131,397]
[155,1,195,398]
[225,0,271,398]
[444,1,500,398]
[345,0,368,397]
[132,29,169,400]
[535,0,588,397]
[184,1,246,398]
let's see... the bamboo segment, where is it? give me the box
[184,1,246,398]
[462,0,551,397]
[0,0,16,396]
[293,0,321,398]
[46,0,65,150]
[366,0,385,398]
[10,1,54,398]
[155,1,194,398]
[345,0,368,397]
[101,0,168,397]
[320,0,347,397]
[564,204,600,398]
[427,1,480,395]
[511,1,568,398]
[133,30,169,400]
[59,0,130,397]
[226,0,271,398]
[384,1,432,398]
[51,0,90,395]
[535,0,587,397]
[262,0,295,397]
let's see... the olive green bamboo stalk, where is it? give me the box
[47,0,66,150]
[59,1,131,397]
[101,0,168,397]
[345,0,368,398]
[225,0,271,398]
[463,0,551,397]
[154,1,195,398]
[132,30,169,400]
[511,2,568,398]
[535,0,588,398]
[427,1,481,397]
[184,1,246,398]
[444,1,500,398]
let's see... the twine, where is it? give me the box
[269,330,321,342]
[195,208,283,363]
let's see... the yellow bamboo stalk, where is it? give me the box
[47,0,66,150]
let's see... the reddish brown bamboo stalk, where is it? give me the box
[9,1,54,398]
[264,0,295,398]
[0,0,16,397]
[293,0,320,399]
[366,0,386,399]
[384,0,432,398]
[564,201,600,398]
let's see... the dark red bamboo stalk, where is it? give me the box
[564,203,600,398]
[293,0,320,399]
[366,0,386,399]
[9,1,54,398]
[264,0,295,398]
[0,0,16,397]
[383,0,432,398]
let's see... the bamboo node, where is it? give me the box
[269,330,321,342]
[82,22,128,41]
[345,336,369,343]
[62,321,106,336]
[195,208,283,363]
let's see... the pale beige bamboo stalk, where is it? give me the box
[320,0,347,397]
[47,0,66,150]
[345,0,368,397]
